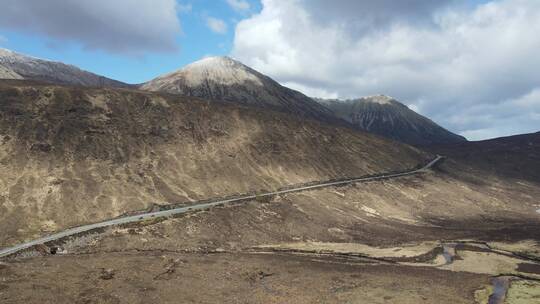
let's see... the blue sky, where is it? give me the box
[0,0,261,84]
[0,0,488,85]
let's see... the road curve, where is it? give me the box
[0,155,443,258]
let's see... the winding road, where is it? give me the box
[0,155,443,258]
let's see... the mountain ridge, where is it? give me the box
[0,49,468,145]
[317,95,467,146]
[140,56,342,125]
[0,48,130,88]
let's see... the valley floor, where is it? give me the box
[1,160,540,303]
[0,251,493,304]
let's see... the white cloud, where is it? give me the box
[284,81,339,99]
[226,0,250,11]
[510,88,540,108]
[233,0,540,140]
[206,17,228,34]
[0,0,182,55]
[450,87,540,140]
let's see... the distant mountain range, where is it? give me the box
[0,48,129,88]
[316,96,466,146]
[140,56,339,124]
[0,48,467,145]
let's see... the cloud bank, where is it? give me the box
[233,0,540,140]
[0,0,182,55]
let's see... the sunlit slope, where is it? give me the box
[0,80,428,245]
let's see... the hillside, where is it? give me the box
[0,48,130,88]
[140,56,340,124]
[2,80,540,304]
[4,124,540,304]
[0,80,428,246]
[317,96,466,146]
[429,131,540,182]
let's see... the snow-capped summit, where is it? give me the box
[0,48,19,59]
[0,47,21,58]
[141,56,340,123]
[0,47,45,63]
[317,96,466,146]
[361,95,395,105]
[156,56,263,87]
[0,48,129,88]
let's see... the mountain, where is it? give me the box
[3,82,540,304]
[0,80,428,246]
[140,56,340,124]
[317,95,467,146]
[0,64,22,79]
[4,81,540,304]
[0,48,130,88]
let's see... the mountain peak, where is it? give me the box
[186,56,238,67]
[0,47,13,55]
[317,95,466,145]
[321,95,399,106]
[141,57,340,124]
[0,48,63,66]
[158,55,263,87]
[0,47,17,56]
[0,48,29,62]
[361,95,396,105]
[0,48,129,88]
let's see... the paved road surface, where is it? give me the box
[0,156,443,258]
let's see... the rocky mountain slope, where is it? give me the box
[0,64,22,79]
[140,56,340,124]
[0,48,130,88]
[317,95,466,146]
[0,80,428,246]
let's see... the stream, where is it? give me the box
[488,276,510,304]
[436,243,536,304]
[437,243,535,304]
[441,243,457,265]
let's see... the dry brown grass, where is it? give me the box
[0,80,428,246]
